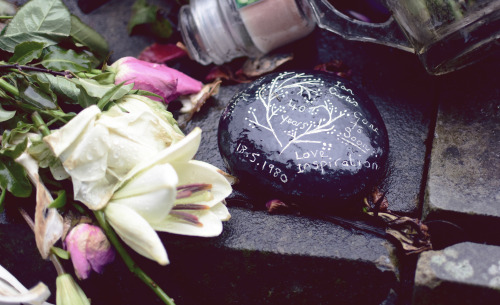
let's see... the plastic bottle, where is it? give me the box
[178,0,316,65]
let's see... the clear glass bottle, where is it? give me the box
[178,0,316,65]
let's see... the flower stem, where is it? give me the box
[32,112,51,137]
[0,16,13,19]
[0,78,19,96]
[94,210,176,305]
[0,64,72,78]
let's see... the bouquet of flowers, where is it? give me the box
[0,0,231,304]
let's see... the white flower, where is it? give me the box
[44,95,232,265]
[0,264,51,305]
[104,128,231,265]
[43,95,184,210]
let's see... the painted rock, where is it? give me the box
[218,71,389,208]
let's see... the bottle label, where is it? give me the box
[234,0,263,9]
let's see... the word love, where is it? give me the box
[295,149,328,160]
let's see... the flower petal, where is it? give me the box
[172,160,232,208]
[112,57,203,102]
[210,202,231,221]
[60,123,109,182]
[0,283,51,305]
[65,225,92,280]
[152,210,223,237]
[0,264,51,305]
[44,106,116,210]
[150,127,201,165]
[65,224,115,280]
[105,95,184,141]
[111,163,178,223]
[44,105,101,157]
[86,227,115,275]
[117,127,201,190]
[98,96,184,177]
[105,203,169,265]
[71,172,118,210]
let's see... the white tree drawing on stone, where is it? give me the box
[247,72,347,154]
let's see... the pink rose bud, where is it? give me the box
[111,56,203,102]
[65,223,115,280]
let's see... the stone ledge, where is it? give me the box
[413,242,500,305]
[162,207,400,305]
[423,58,500,244]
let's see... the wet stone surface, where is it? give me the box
[424,58,500,244]
[413,242,500,305]
[218,71,389,209]
[159,207,400,305]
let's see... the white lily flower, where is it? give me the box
[153,160,231,237]
[44,95,232,265]
[0,264,51,305]
[43,95,184,210]
[104,128,231,264]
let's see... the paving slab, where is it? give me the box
[162,208,400,305]
[413,242,500,305]
[0,206,400,305]
[423,57,500,244]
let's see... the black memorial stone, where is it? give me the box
[218,71,389,209]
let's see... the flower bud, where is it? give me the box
[56,274,90,305]
[110,56,203,102]
[65,223,115,280]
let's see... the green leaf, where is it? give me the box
[0,136,27,159]
[17,75,58,110]
[0,0,71,52]
[0,188,6,213]
[32,73,80,104]
[77,85,98,108]
[130,89,164,102]
[48,190,66,209]
[1,122,32,145]
[97,81,127,110]
[0,105,16,122]
[51,246,70,260]
[128,0,157,34]
[27,136,57,168]
[91,72,115,85]
[70,14,109,60]
[0,157,32,198]
[40,46,92,72]
[150,17,173,39]
[76,78,133,100]
[8,41,45,65]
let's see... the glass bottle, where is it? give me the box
[178,0,317,65]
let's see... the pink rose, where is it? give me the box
[65,223,115,280]
[111,56,203,102]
